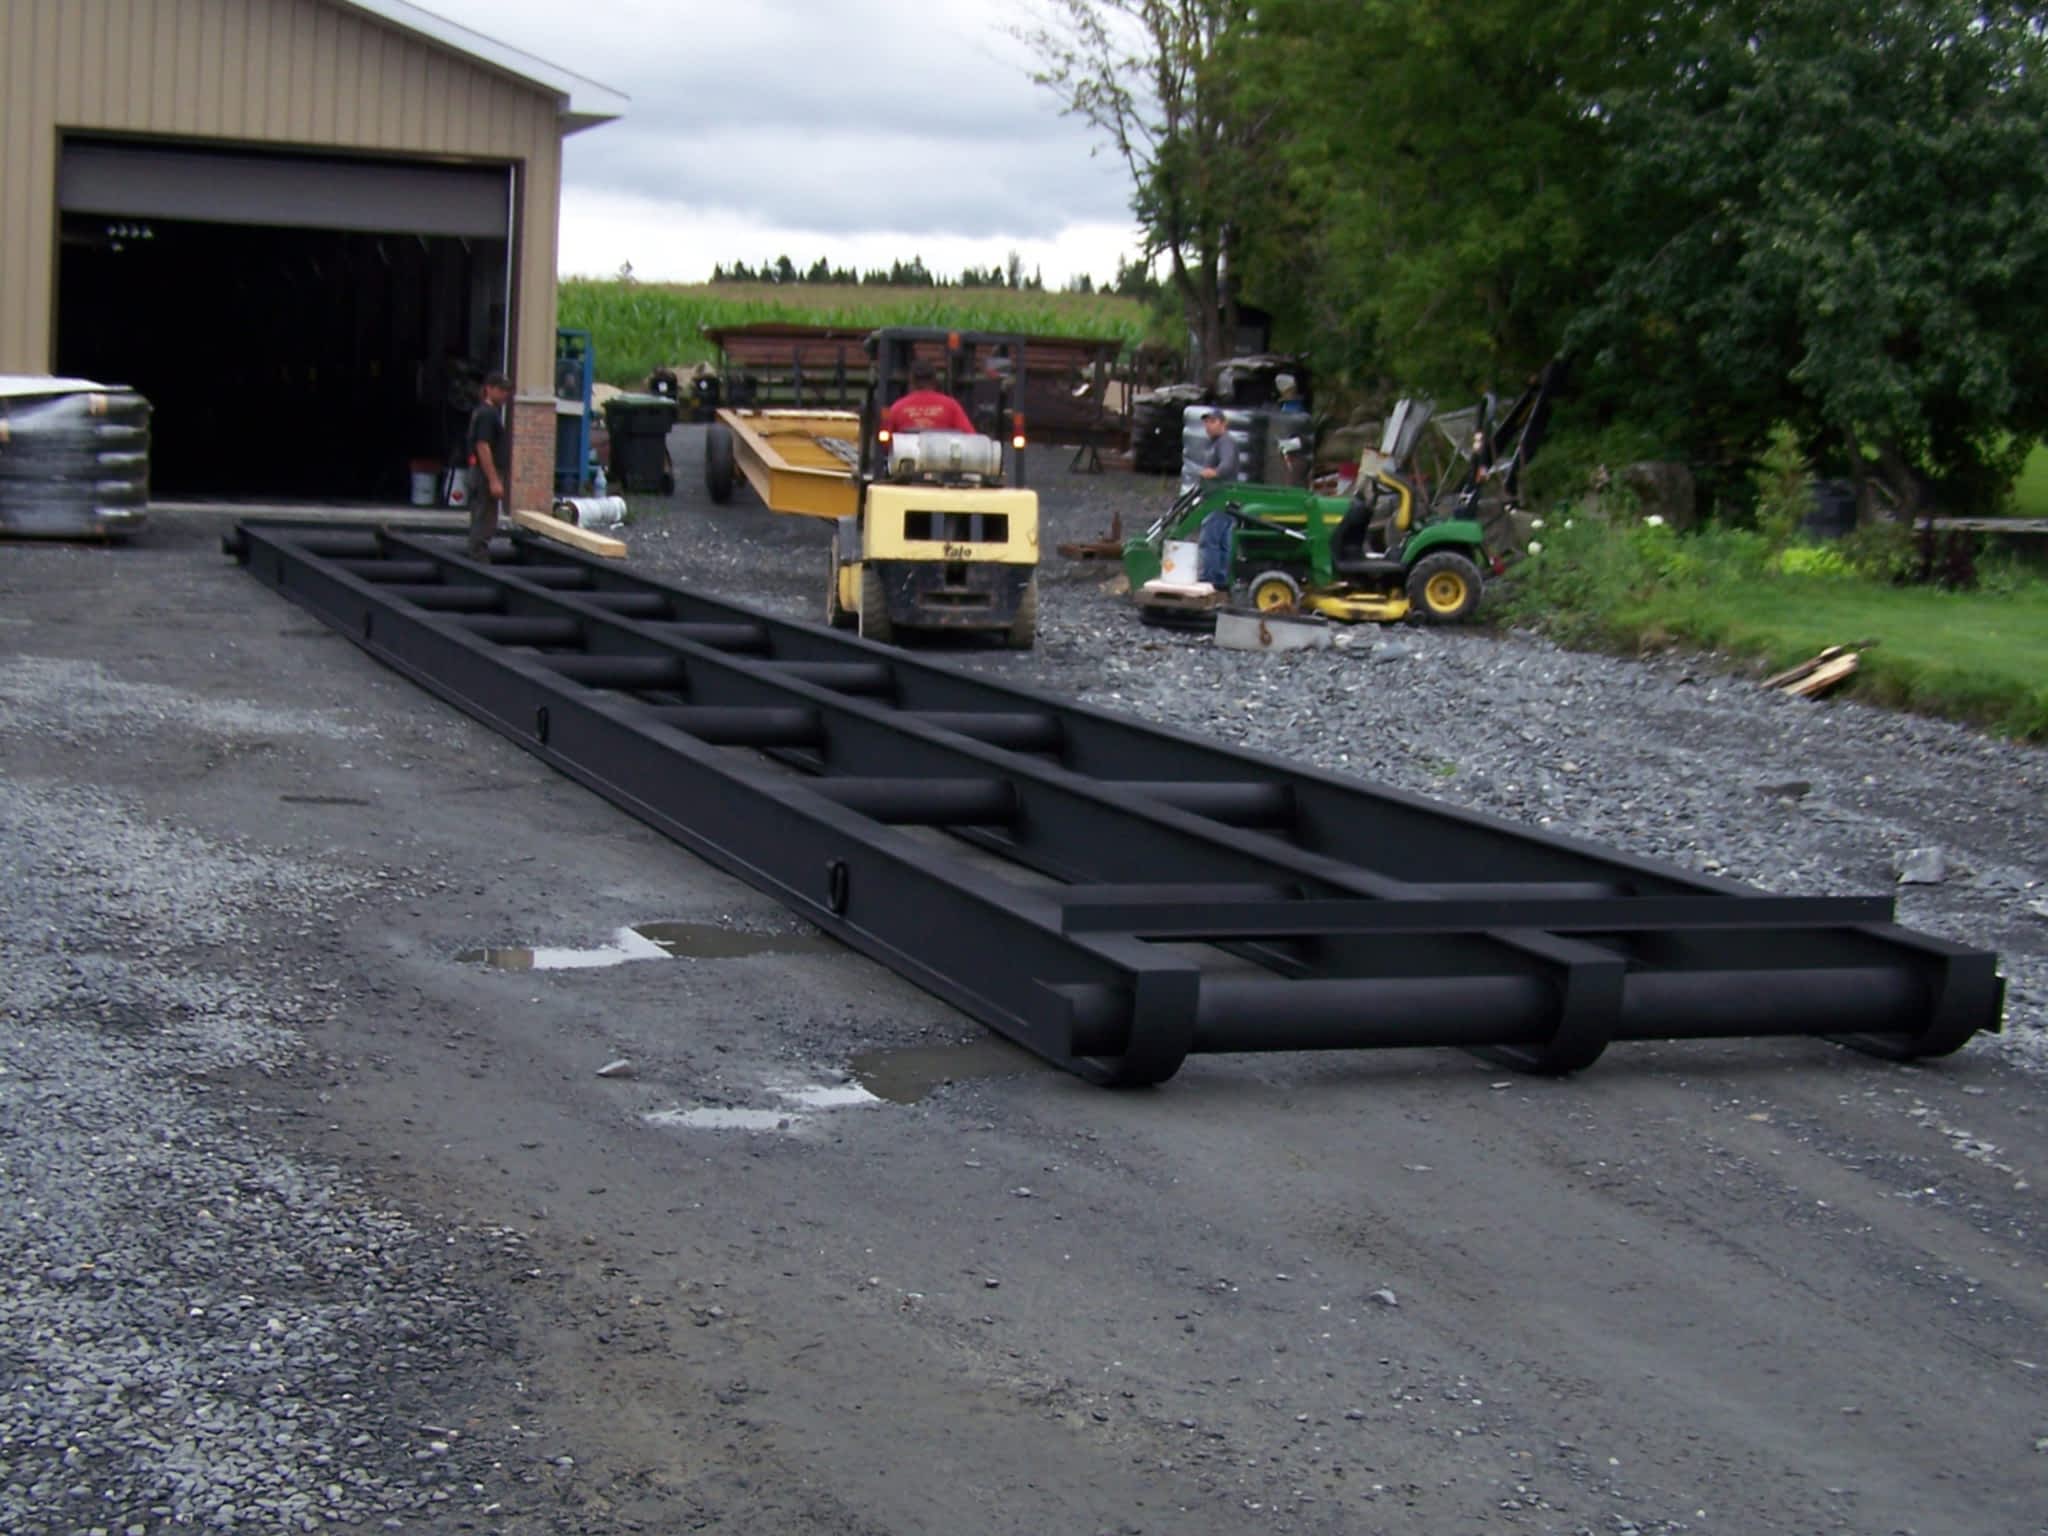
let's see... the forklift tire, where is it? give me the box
[1006,575,1038,649]
[859,562,894,644]
[1247,570,1303,613]
[705,423,735,504]
[1406,550,1483,623]
[825,538,856,629]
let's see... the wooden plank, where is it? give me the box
[510,508,626,560]
[1785,654,1858,699]
[1761,645,1847,691]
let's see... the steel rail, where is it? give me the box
[228,521,2004,1085]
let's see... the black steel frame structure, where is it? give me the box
[228,520,2004,1087]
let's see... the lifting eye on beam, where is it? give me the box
[228,519,2005,1089]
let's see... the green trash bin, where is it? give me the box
[602,394,679,495]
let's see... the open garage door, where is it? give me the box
[54,140,512,502]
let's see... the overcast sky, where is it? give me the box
[416,0,1145,287]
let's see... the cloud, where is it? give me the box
[557,184,1141,289]
[418,0,1141,278]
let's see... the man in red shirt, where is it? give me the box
[883,361,976,435]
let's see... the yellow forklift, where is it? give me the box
[705,327,1040,647]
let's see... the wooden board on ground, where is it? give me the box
[1761,645,1848,691]
[511,507,627,559]
[1762,644,1859,698]
[1785,654,1858,698]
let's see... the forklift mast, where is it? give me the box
[858,328,1030,487]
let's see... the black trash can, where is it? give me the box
[602,394,679,495]
[1804,479,1857,539]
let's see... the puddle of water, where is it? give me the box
[635,921,834,959]
[462,921,832,972]
[851,1038,1043,1103]
[780,1081,880,1110]
[644,1077,880,1134]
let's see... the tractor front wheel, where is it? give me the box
[1247,570,1303,613]
[1406,551,1482,623]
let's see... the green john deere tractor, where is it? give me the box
[1125,373,1562,624]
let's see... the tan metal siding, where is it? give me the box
[0,0,566,390]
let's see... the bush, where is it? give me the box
[1776,544,1852,579]
[1835,520,1919,583]
[1751,423,1812,552]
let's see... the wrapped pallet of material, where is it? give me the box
[0,377,152,538]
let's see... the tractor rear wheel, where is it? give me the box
[1006,574,1038,649]
[859,562,894,644]
[705,423,735,504]
[1247,570,1303,613]
[1406,551,1482,623]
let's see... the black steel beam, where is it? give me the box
[227,520,2005,1084]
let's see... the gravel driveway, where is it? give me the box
[2,427,2043,1536]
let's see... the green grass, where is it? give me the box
[2008,442,2048,516]
[1498,521,2048,740]
[560,280,1158,387]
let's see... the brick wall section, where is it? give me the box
[509,395,556,514]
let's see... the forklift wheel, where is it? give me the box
[1006,575,1038,649]
[825,538,857,629]
[1406,551,1483,623]
[705,423,735,504]
[859,562,894,644]
[1247,570,1303,613]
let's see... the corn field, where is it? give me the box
[560,280,1158,386]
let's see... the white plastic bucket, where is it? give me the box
[408,469,437,507]
[1160,540,1200,584]
[443,470,470,508]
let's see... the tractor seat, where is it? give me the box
[1333,489,1398,572]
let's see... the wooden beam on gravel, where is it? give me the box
[1761,645,1848,691]
[510,508,627,559]
[1762,645,1860,698]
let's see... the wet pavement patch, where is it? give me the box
[850,1038,1045,1103]
[462,921,835,971]
[645,1078,881,1134]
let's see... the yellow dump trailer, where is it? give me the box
[701,331,1040,648]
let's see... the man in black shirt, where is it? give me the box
[465,372,513,559]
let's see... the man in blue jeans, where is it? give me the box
[1195,409,1240,584]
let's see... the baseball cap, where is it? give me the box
[1202,407,1225,420]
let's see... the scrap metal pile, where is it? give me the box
[230,521,2003,1086]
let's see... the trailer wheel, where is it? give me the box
[825,538,857,629]
[1406,551,1483,623]
[705,423,735,504]
[859,562,894,644]
[1006,574,1038,649]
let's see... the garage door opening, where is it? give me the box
[54,141,511,503]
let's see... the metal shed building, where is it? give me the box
[0,0,622,508]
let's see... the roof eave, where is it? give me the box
[341,0,628,129]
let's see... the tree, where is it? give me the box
[1241,0,1665,396]
[772,254,798,285]
[1023,0,1261,375]
[1577,0,2048,514]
